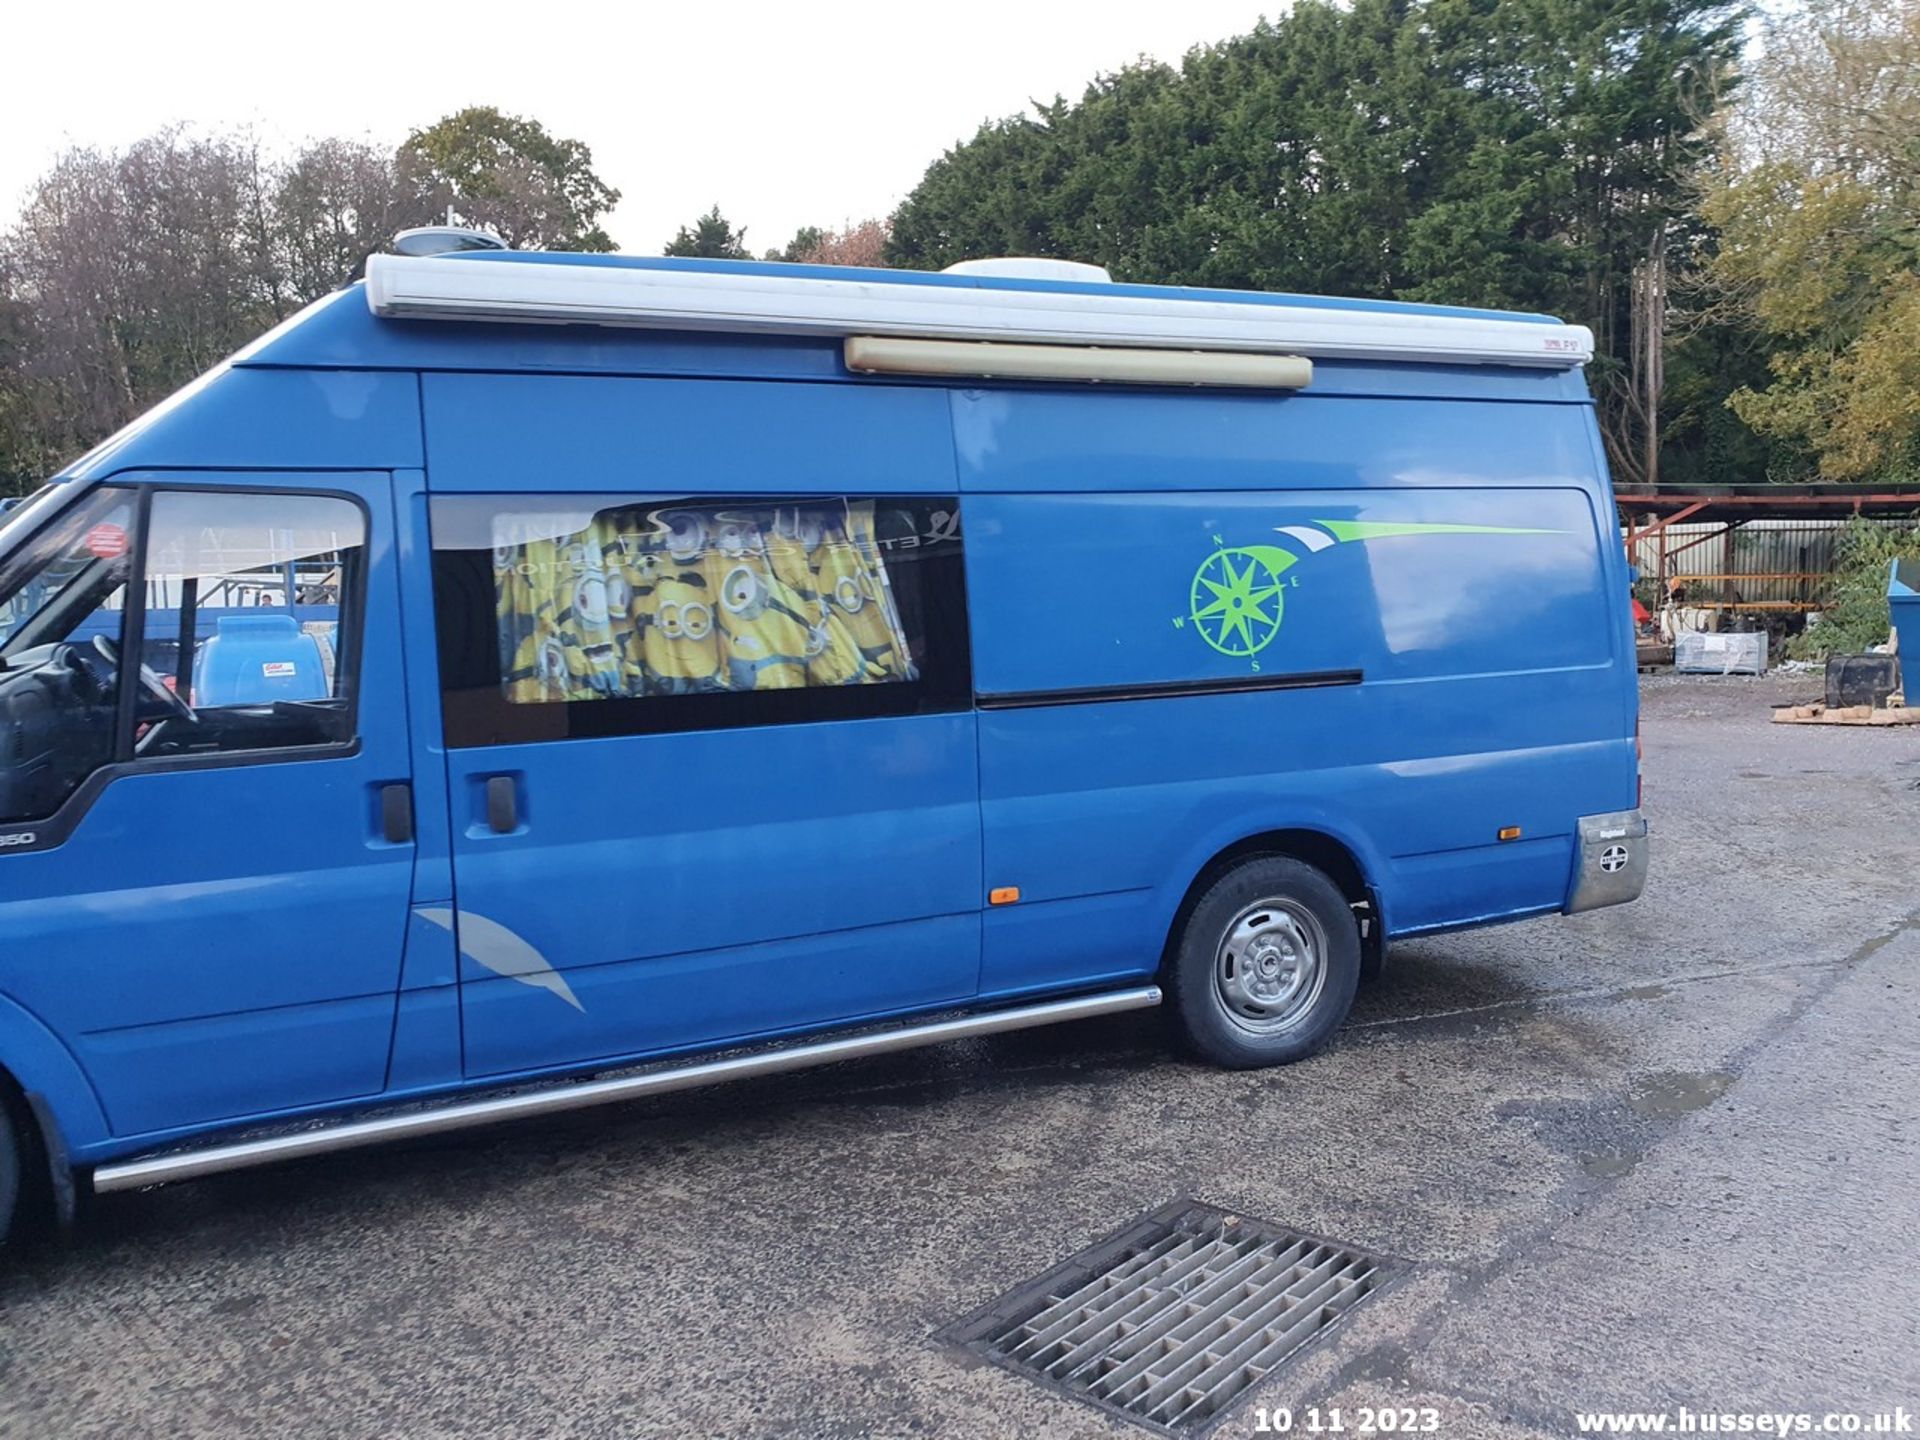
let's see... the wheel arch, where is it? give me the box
[1157,827,1385,980]
[0,994,111,1232]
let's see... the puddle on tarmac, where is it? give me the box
[1572,1071,1735,1179]
[1628,1069,1734,1119]
[1614,984,1671,1001]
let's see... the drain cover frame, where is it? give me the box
[940,1198,1403,1436]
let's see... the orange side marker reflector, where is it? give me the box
[989,887,1021,906]
[1497,826,1523,842]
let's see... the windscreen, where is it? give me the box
[0,489,135,655]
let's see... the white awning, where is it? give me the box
[364,254,1594,369]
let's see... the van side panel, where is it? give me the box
[421,373,957,496]
[448,720,984,1076]
[955,387,1633,994]
[61,369,423,481]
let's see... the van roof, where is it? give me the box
[50,248,1599,485]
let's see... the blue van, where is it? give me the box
[0,238,1645,1241]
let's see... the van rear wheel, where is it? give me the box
[1171,856,1360,1068]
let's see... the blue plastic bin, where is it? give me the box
[1891,559,1920,694]
[193,614,327,706]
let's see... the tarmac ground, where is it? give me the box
[3,672,1917,1438]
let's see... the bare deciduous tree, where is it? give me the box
[0,130,279,483]
[0,110,624,491]
[275,138,418,306]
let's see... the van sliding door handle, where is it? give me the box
[485,776,519,834]
[379,783,414,845]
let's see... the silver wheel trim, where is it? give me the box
[1213,897,1329,1036]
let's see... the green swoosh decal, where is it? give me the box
[1236,544,1301,576]
[1314,520,1563,541]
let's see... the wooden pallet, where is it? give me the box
[1771,702,1920,726]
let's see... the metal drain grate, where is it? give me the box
[943,1200,1397,1435]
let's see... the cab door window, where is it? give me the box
[136,489,365,758]
[0,486,365,829]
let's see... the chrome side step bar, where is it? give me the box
[92,986,1163,1195]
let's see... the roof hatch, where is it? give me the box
[941,257,1114,284]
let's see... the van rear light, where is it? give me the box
[1635,717,1644,809]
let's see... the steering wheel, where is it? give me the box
[93,634,198,724]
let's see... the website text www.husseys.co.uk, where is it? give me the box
[1575,1411,1913,1434]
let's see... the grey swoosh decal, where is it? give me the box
[419,908,586,1013]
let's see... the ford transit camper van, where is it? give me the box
[0,241,1645,1240]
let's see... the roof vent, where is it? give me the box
[391,226,509,258]
[942,256,1113,284]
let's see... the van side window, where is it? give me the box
[135,489,364,757]
[430,495,970,746]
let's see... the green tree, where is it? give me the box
[665,206,751,259]
[887,0,1742,485]
[765,225,825,262]
[1700,0,1920,483]
[399,106,620,251]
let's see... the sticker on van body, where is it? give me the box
[418,907,585,1012]
[1179,519,1559,665]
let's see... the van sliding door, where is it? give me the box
[421,375,982,1078]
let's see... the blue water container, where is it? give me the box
[1891,559,1920,694]
[193,614,327,706]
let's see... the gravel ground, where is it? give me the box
[2,673,1916,1439]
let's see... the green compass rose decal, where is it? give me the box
[1177,519,1560,669]
[1189,545,1298,656]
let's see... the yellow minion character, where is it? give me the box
[644,573,722,692]
[709,510,760,564]
[658,508,710,565]
[502,535,573,702]
[813,531,911,681]
[495,539,540,703]
[560,543,626,698]
[715,555,814,690]
[593,513,658,695]
[768,507,826,597]
[615,517,670,674]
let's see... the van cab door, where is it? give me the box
[0,474,415,1138]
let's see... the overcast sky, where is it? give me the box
[2,0,1276,255]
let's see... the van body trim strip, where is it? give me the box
[976,670,1363,710]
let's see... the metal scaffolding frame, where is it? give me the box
[1617,486,1920,613]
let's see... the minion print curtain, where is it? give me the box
[494,499,918,702]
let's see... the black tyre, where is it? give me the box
[1170,855,1361,1068]
[0,1101,18,1249]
